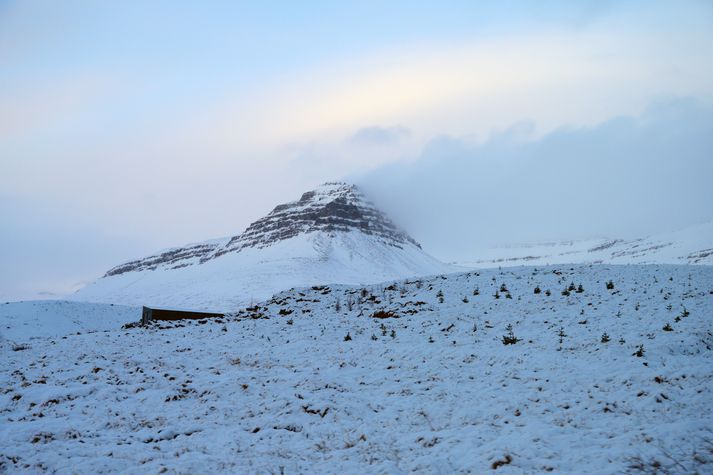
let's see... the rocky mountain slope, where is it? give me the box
[461,221,713,268]
[3,264,712,472]
[72,183,455,311]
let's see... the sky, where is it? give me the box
[2,0,713,300]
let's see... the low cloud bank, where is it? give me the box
[356,98,713,260]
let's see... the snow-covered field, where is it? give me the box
[0,300,139,342]
[2,265,712,473]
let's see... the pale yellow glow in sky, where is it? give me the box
[168,27,713,168]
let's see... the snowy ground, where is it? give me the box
[0,300,139,342]
[1,265,712,473]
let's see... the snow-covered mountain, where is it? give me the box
[72,182,455,311]
[461,221,713,268]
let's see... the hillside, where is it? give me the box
[2,264,712,472]
[462,221,713,268]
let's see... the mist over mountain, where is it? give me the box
[356,98,713,260]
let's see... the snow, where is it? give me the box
[71,231,457,311]
[0,300,139,343]
[2,264,712,473]
[461,221,713,267]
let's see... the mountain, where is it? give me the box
[460,221,713,268]
[71,182,455,311]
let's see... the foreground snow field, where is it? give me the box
[2,265,712,473]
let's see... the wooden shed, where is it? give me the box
[141,306,224,325]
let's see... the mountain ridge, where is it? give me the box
[104,182,420,277]
[460,221,713,267]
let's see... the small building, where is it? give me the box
[141,306,224,325]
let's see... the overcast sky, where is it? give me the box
[2,1,713,300]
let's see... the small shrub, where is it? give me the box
[462,296,469,303]
[502,324,519,345]
[545,289,551,296]
[662,323,673,332]
[371,310,397,319]
[344,332,352,341]
[491,455,513,470]
[606,280,615,290]
[534,286,541,294]
[576,284,584,293]
[473,287,480,296]
[633,344,645,357]
[601,332,610,343]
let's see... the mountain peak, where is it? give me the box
[273,182,358,213]
[215,181,420,258]
[104,182,421,277]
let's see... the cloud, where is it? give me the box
[355,98,713,260]
[348,125,411,146]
